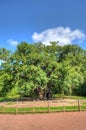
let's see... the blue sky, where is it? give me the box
[0,0,86,51]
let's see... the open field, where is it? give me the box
[0,112,86,130]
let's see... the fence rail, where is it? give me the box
[0,99,86,114]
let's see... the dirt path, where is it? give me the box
[0,112,86,130]
[0,99,82,108]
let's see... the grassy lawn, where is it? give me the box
[53,94,86,100]
[0,95,86,102]
[0,105,85,114]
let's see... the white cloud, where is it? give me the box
[32,27,85,45]
[7,39,19,46]
[0,60,5,65]
[0,60,2,65]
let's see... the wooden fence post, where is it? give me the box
[78,99,81,111]
[48,100,50,113]
[63,99,65,112]
[32,108,35,113]
[3,107,5,113]
[16,107,18,114]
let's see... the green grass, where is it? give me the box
[81,102,86,105]
[53,94,86,100]
[0,105,85,114]
[5,108,16,113]
[81,106,86,109]
[0,97,17,102]
[18,107,49,113]
[65,96,86,100]
[0,95,86,102]
[0,107,16,114]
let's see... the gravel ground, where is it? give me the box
[0,112,86,130]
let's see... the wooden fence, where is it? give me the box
[0,99,86,114]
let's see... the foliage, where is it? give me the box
[0,42,86,99]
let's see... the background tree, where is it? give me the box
[0,42,86,99]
